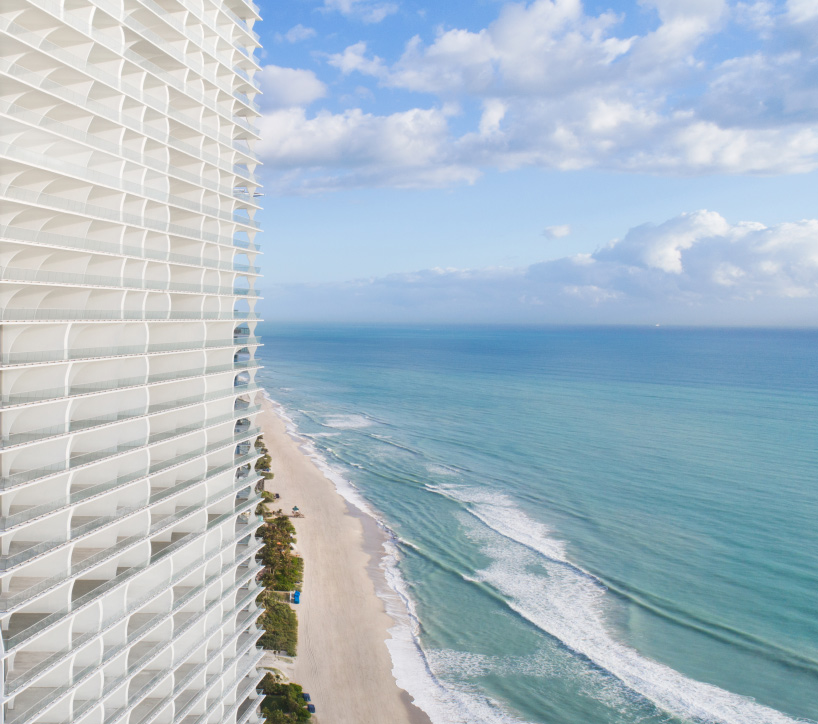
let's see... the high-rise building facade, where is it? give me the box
[0,0,266,721]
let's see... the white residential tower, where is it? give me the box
[0,0,266,722]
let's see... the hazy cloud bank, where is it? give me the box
[263,211,818,325]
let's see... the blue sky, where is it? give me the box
[250,0,818,324]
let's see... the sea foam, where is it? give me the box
[431,484,810,724]
[268,400,529,724]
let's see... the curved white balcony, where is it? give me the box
[0,58,256,181]
[1,101,262,204]
[0,335,262,367]
[3,523,262,655]
[1,360,259,408]
[5,580,263,724]
[4,16,259,145]
[3,544,261,695]
[1,0,265,714]
[2,226,261,269]
[1,415,261,489]
[1,143,260,229]
[0,188,261,251]
[6,14,259,142]
[0,489,261,611]
[0,267,261,297]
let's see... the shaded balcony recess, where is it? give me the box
[1,225,260,269]
[1,309,262,323]
[2,272,259,299]
[0,187,263,254]
[4,17,260,150]
[1,141,259,227]
[3,520,262,653]
[2,452,261,569]
[1,336,262,366]
[0,266,260,297]
[31,0,262,109]
[1,100,261,202]
[3,551,260,696]
[0,492,262,611]
[2,393,261,448]
[4,581,263,724]
[1,446,262,538]
[173,635,265,724]
[106,609,263,724]
[2,360,260,408]
[1,417,261,488]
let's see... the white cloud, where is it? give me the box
[257,66,327,109]
[263,212,818,324]
[258,0,818,190]
[787,0,818,23]
[322,0,398,23]
[256,106,479,190]
[543,224,571,239]
[327,42,387,76]
[282,24,316,43]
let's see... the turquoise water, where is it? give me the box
[255,325,818,724]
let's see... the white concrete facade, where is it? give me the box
[0,0,266,721]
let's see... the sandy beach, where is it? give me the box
[257,396,432,724]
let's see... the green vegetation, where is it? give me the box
[257,513,302,655]
[259,673,311,722]
[254,436,311,722]
[258,596,298,656]
[259,512,304,591]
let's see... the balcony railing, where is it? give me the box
[0,493,262,611]
[4,544,260,693]
[0,225,260,272]
[3,17,260,150]
[1,360,259,409]
[2,445,261,535]
[1,473,255,576]
[177,643,265,724]
[0,100,261,203]
[0,335,262,366]
[6,575,263,724]
[133,0,264,73]
[0,186,263,251]
[0,67,259,185]
[32,0,262,112]
[2,389,260,448]
[0,308,261,323]
[132,612,263,724]
[0,142,260,229]
[3,510,262,653]
[0,266,260,297]
[1,413,261,488]
[1,422,261,566]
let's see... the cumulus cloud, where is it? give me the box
[281,25,316,43]
[256,106,479,190]
[258,0,818,191]
[322,0,398,24]
[263,212,818,324]
[543,224,571,239]
[257,66,327,109]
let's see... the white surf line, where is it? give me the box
[438,484,812,724]
[264,397,534,724]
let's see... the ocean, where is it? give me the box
[254,325,818,724]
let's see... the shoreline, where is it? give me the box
[258,395,433,724]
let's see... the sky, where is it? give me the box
[249,0,818,325]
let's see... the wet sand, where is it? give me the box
[258,396,432,724]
